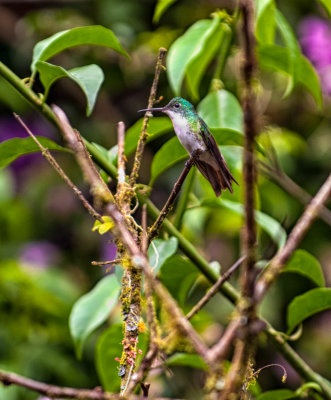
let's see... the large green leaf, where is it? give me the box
[0,136,69,169]
[287,288,331,333]
[257,389,296,400]
[95,323,122,392]
[201,198,286,250]
[197,90,243,132]
[186,20,223,100]
[255,0,276,45]
[95,325,148,393]
[150,136,187,184]
[257,44,322,108]
[275,9,301,95]
[148,236,178,274]
[167,15,221,95]
[159,255,199,306]
[165,353,207,370]
[36,62,104,116]
[69,274,121,358]
[153,0,178,23]
[124,117,173,156]
[283,249,325,288]
[31,25,128,73]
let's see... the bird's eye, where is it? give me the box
[174,103,180,108]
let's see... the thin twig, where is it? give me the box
[186,255,246,320]
[91,259,121,266]
[129,48,167,187]
[254,173,331,303]
[13,113,102,221]
[148,152,199,242]
[0,369,181,400]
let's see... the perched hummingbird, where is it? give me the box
[139,97,238,197]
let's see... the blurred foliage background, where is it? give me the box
[0,0,330,399]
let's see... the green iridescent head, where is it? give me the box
[138,97,196,118]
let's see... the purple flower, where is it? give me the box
[20,241,60,269]
[299,17,331,95]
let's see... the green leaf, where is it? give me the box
[36,62,104,116]
[150,136,187,184]
[125,117,173,156]
[287,288,331,333]
[165,353,207,370]
[153,0,178,23]
[96,324,148,392]
[159,255,199,306]
[257,44,322,108]
[275,9,301,95]
[31,25,128,73]
[317,0,331,18]
[257,389,296,400]
[69,274,121,358]
[95,324,123,393]
[148,236,178,274]
[95,323,122,392]
[201,198,286,250]
[197,90,243,132]
[283,250,325,288]
[0,136,69,169]
[186,19,223,100]
[167,15,221,95]
[255,0,276,45]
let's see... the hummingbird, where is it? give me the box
[139,97,238,197]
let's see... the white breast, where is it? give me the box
[167,112,204,154]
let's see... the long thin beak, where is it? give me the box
[138,107,165,113]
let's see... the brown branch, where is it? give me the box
[0,370,181,400]
[186,256,246,320]
[129,47,167,187]
[254,172,331,302]
[52,104,115,208]
[148,151,199,242]
[13,113,102,221]
[220,0,259,397]
[105,203,211,366]
[241,0,258,299]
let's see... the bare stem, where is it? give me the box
[186,256,246,320]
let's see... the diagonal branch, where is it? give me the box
[254,172,331,303]
[148,151,199,242]
[13,113,102,221]
[186,255,246,320]
[52,105,115,208]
